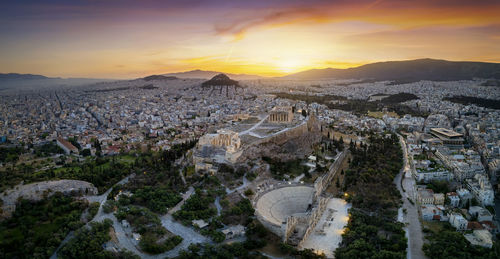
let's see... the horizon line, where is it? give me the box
[2,57,499,80]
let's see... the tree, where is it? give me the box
[80,149,91,157]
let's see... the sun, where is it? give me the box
[277,59,304,73]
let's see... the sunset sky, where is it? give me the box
[1,0,499,79]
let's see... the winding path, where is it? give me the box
[50,174,135,259]
[238,114,269,136]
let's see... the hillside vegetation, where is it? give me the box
[335,134,406,259]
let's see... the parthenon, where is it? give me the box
[268,106,294,123]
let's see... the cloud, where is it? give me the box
[214,6,327,38]
[212,0,500,39]
[338,23,500,62]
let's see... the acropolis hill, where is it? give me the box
[193,107,321,173]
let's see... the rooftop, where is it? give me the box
[430,127,463,138]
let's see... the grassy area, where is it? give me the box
[117,154,136,164]
[422,221,444,233]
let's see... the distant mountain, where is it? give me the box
[282,59,500,81]
[163,69,264,80]
[141,75,178,81]
[0,73,53,80]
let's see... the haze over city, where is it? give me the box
[1,1,500,259]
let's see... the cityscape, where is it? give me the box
[1,1,500,259]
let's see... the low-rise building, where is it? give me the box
[56,137,78,154]
[469,206,493,222]
[456,188,473,207]
[446,192,460,207]
[221,225,246,239]
[417,189,434,205]
[421,205,444,221]
[464,230,493,248]
[449,213,468,231]
[415,169,452,183]
[466,174,495,206]
[433,193,445,205]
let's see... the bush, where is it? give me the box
[244,189,254,197]
[58,219,113,258]
[103,200,117,214]
[87,202,100,221]
[173,189,216,223]
[139,234,183,254]
[130,186,182,214]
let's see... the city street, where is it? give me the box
[396,135,427,259]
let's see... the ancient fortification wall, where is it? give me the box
[239,115,322,162]
[298,197,329,248]
[283,215,300,242]
[314,150,349,200]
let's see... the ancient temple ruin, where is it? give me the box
[268,106,294,123]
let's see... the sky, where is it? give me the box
[1,0,499,79]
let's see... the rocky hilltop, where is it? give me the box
[239,115,322,162]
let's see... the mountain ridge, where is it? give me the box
[282,58,500,81]
[3,58,499,82]
[0,73,54,80]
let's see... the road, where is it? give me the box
[50,174,209,259]
[396,134,427,259]
[101,185,208,258]
[160,186,210,257]
[226,173,250,194]
[215,196,222,216]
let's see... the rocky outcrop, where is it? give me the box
[238,115,322,162]
[0,180,97,219]
[201,74,240,88]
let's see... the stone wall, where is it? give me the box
[281,150,349,247]
[314,150,349,200]
[239,115,322,162]
[283,215,299,242]
[298,197,329,248]
[255,209,284,237]
[281,196,330,246]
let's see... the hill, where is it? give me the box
[163,69,263,80]
[0,73,52,80]
[201,74,240,88]
[282,59,500,82]
[141,75,178,81]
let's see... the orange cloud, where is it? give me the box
[214,0,500,39]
